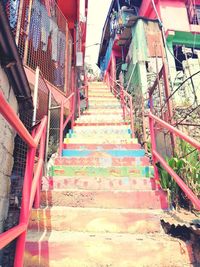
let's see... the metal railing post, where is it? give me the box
[44,91,52,175]
[129,96,134,138]
[59,101,64,156]
[32,67,40,126]
[149,114,160,188]
[34,126,46,208]
[14,146,36,267]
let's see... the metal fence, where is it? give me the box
[3,0,73,95]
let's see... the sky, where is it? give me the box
[85,0,112,70]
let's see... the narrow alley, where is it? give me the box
[0,0,200,267]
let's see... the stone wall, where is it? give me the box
[0,66,18,234]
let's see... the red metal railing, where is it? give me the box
[59,92,75,156]
[149,111,200,210]
[0,91,47,266]
[106,75,134,138]
[59,81,89,156]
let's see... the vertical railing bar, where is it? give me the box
[32,67,40,126]
[44,91,52,176]
[59,101,64,156]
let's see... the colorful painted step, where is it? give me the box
[42,177,156,191]
[64,137,136,144]
[50,165,154,178]
[54,156,150,166]
[61,149,144,157]
[63,143,141,150]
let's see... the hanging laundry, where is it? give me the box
[54,64,64,87]
[29,0,42,51]
[41,4,51,51]
[57,31,66,66]
[50,19,59,61]
[44,0,51,17]
[9,0,20,29]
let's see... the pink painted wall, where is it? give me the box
[139,0,200,33]
[160,1,190,32]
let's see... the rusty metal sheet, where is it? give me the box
[161,208,200,234]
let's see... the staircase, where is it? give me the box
[25,82,193,266]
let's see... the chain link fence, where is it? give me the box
[2,0,73,95]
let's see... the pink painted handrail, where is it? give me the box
[0,91,36,148]
[106,76,134,138]
[0,91,47,266]
[59,92,75,156]
[149,111,200,210]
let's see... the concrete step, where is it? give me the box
[42,176,156,191]
[89,103,121,108]
[61,149,145,157]
[76,118,124,123]
[25,232,193,267]
[54,156,150,167]
[29,207,163,234]
[76,114,123,120]
[66,133,131,139]
[50,165,154,178]
[68,128,131,135]
[64,135,134,144]
[83,111,123,115]
[63,144,141,150]
[40,189,168,209]
[89,97,117,101]
[73,124,130,131]
[88,94,113,97]
[88,94,115,97]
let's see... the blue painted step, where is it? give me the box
[62,149,145,157]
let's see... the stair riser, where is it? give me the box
[29,209,161,234]
[89,105,121,109]
[74,122,129,126]
[63,144,141,150]
[25,232,192,267]
[61,149,144,157]
[41,190,168,209]
[54,157,150,167]
[68,129,131,135]
[64,138,135,144]
[50,165,154,178]
[42,177,156,191]
[66,133,131,138]
[88,96,116,99]
[76,120,125,123]
[73,124,130,129]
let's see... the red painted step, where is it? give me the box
[42,176,157,191]
[63,143,141,150]
[54,156,150,166]
[40,189,168,209]
[74,122,129,126]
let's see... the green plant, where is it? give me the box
[157,139,200,210]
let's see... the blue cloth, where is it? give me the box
[29,0,42,51]
[9,0,20,29]
[41,4,50,51]
[54,66,64,87]
[57,31,66,66]
[50,19,58,61]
